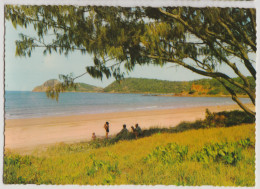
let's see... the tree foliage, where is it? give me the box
[5,5,256,116]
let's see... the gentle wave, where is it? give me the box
[136,106,158,110]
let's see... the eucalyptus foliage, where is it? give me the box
[5,5,256,116]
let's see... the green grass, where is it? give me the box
[4,122,255,186]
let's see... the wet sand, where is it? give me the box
[4,104,254,154]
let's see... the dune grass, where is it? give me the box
[4,123,255,186]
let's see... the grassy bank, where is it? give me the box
[4,122,255,186]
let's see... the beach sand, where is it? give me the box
[4,104,254,154]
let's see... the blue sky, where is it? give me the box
[4,20,255,91]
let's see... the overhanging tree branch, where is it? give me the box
[6,6,256,117]
[147,53,255,105]
[217,18,256,80]
[215,77,255,117]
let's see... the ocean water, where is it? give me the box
[5,91,251,120]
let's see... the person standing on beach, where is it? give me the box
[104,122,110,139]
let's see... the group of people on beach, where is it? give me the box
[92,122,142,140]
[117,123,142,139]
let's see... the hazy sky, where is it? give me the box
[4,19,255,91]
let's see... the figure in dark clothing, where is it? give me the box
[135,123,142,136]
[116,124,129,139]
[104,121,109,139]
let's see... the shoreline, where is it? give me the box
[4,103,254,154]
[5,103,249,121]
[30,90,249,98]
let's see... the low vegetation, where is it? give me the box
[66,83,103,92]
[104,77,255,96]
[34,77,255,97]
[4,110,255,186]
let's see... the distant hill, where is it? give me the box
[33,77,255,96]
[104,77,255,96]
[104,78,190,94]
[32,79,103,93]
[32,79,60,92]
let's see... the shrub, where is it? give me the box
[207,89,220,95]
[86,158,121,184]
[144,143,188,165]
[217,110,255,127]
[204,109,255,128]
[204,108,216,127]
[173,119,207,132]
[192,143,242,165]
[238,137,254,148]
[192,138,253,165]
[4,153,34,184]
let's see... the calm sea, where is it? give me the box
[4,91,251,120]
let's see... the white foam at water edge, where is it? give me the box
[136,106,158,110]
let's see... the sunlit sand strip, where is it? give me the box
[4,103,254,154]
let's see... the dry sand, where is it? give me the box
[4,104,254,154]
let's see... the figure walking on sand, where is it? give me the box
[104,121,110,139]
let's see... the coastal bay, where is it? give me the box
[4,103,254,154]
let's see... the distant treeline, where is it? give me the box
[66,83,103,92]
[103,77,255,96]
[34,77,255,96]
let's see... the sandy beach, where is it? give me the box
[4,104,254,154]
